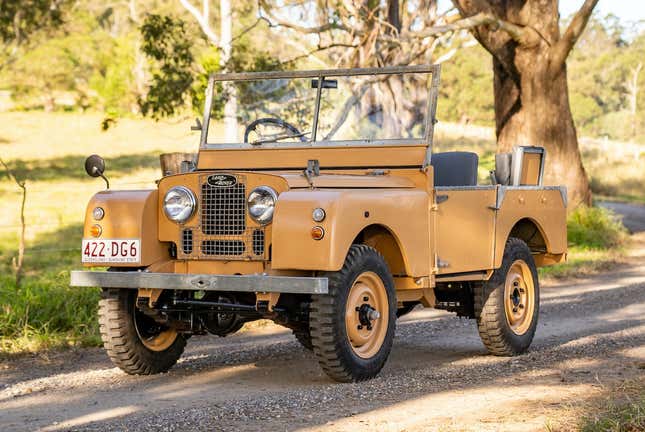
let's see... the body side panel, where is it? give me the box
[434,188,497,274]
[271,189,431,276]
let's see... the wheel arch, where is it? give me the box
[495,217,561,268]
[351,224,407,276]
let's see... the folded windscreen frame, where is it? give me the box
[199,65,441,158]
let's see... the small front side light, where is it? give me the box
[311,226,325,240]
[312,207,326,222]
[92,207,105,221]
[90,224,102,238]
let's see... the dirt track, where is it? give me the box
[1,209,644,431]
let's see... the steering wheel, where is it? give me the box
[243,118,307,144]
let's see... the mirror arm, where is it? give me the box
[99,173,110,189]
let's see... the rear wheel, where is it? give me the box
[98,288,186,374]
[309,245,396,382]
[474,238,539,355]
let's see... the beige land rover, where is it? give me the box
[71,65,567,382]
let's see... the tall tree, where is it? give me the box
[451,0,598,206]
[179,0,238,140]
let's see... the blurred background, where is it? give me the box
[0,0,643,354]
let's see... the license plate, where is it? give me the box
[82,239,141,263]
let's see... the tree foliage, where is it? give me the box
[139,14,196,118]
[0,0,65,45]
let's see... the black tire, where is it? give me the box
[309,245,396,382]
[292,328,313,350]
[98,288,186,375]
[474,238,540,356]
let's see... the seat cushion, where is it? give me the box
[430,151,479,186]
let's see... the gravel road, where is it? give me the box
[1,211,644,431]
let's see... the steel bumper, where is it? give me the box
[70,271,329,295]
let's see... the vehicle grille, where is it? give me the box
[201,183,246,235]
[177,174,266,261]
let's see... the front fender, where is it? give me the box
[83,190,169,267]
[271,189,430,276]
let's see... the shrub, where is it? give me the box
[567,205,628,249]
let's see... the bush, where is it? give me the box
[567,205,628,249]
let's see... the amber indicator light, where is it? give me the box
[90,224,102,238]
[311,226,325,240]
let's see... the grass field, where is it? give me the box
[0,112,639,353]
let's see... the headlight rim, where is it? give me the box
[163,186,197,224]
[247,185,278,225]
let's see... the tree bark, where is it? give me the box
[452,0,597,207]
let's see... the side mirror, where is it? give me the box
[85,154,105,177]
[85,154,109,189]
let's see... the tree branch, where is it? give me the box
[179,0,219,45]
[549,0,599,73]
[410,12,539,46]
[258,0,350,34]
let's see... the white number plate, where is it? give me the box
[82,239,141,263]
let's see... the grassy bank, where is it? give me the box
[540,206,629,280]
[0,113,638,355]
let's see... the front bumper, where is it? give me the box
[70,271,328,294]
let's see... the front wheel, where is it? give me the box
[98,288,186,375]
[309,245,396,382]
[474,237,539,355]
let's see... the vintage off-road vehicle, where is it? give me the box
[71,65,567,382]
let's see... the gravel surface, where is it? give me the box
[2,210,645,432]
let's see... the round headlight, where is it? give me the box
[248,186,278,225]
[163,186,196,224]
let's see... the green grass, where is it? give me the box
[578,380,645,432]
[580,397,645,431]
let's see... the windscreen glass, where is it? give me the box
[205,78,316,145]
[204,71,431,145]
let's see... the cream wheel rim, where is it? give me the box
[345,271,389,359]
[504,260,535,335]
[134,308,178,352]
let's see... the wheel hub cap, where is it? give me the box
[345,271,389,359]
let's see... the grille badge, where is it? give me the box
[207,174,237,187]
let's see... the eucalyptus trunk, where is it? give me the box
[453,0,599,207]
[493,53,591,206]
